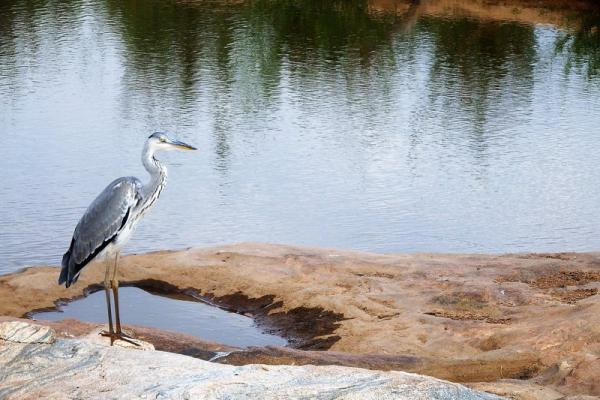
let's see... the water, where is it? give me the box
[2,0,600,275]
[33,287,287,347]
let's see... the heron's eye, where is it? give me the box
[160,137,166,142]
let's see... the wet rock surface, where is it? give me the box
[2,244,600,398]
[0,321,502,400]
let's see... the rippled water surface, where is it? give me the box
[2,0,600,274]
[33,287,287,347]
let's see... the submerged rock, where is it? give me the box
[0,322,502,400]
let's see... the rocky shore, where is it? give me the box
[1,243,600,398]
[0,321,502,399]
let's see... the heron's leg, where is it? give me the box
[104,260,114,333]
[109,254,139,346]
[110,253,123,334]
[100,260,115,344]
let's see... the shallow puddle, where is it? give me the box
[32,287,287,348]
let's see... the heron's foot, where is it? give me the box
[116,329,136,340]
[99,330,140,347]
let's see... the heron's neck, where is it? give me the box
[141,144,167,201]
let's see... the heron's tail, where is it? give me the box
[59,250,71,287]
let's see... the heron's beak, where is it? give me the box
[170,139,197,151]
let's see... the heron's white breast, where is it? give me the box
[113,222,137,249]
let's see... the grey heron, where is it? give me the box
[59,132,196,344]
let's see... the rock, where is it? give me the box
[0,323,502,399]
[0,321,55,344]
[468,380,565,400]
[14,317,236,360]
[81,325,155,350]
[113,336,154,350]
[4,244,600,397]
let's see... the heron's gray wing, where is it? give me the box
[59,177,142,287]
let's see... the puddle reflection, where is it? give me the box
[33,287,287,348]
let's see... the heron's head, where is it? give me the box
[147,132,197,152]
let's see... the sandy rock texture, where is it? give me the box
[1,243,600,398]
[0,321,502,400]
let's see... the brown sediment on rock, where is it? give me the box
[497,268,600,306]
[254,305,344,350]
[550,288,598,304]
[217,346,540,383]
[497,267,600,288]
[427,290,512,324]
[2,244,600,398]
[532,271,600,289]
[424,310,511,325]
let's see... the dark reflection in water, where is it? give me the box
[422,17,535,137]
[2,0,600,274]
[33,287,287,347]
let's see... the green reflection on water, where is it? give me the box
[555,9,600,78]
[421,16,536,138]
[3,0,600,108]
[2,0,600,266]
[2,0,599,175]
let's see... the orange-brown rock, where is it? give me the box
[1,243,600,399]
